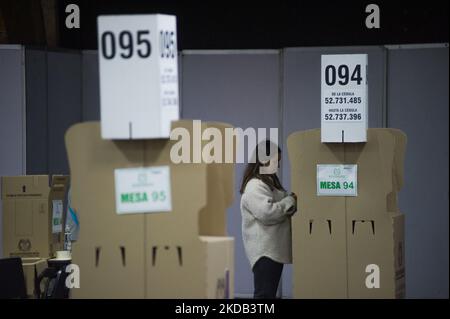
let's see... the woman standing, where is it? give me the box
[240,140,297,299]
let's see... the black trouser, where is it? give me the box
[252,256,283,299]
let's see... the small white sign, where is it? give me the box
[317,164,358,196]
[114,166,172,214]
[321,54,368,143]
[52,200,64,233]
[98,14,179,139]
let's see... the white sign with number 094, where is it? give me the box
[321,54,368,143]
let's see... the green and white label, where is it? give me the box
[114,166,172,214]
[321,54,368,142]
[317,164,357,196]
[52,200,63,233]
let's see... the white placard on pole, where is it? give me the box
[321,54,368,143]
[98,14,179,139]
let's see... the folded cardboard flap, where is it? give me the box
[65,121,234,298]
[201,236,234,299]
[351,220,375,236]
[1,176,50,200]
[386,129,407,191]
[347,213,405,298]
[308,219,333,235]
[51,175,70,187]
[21,257,48,298]
[293,216,348,298]
[171,120,235,237]
[289,128,349,298]
[287,128,346,220]
[345,130,397,219]
[392,213,406,298]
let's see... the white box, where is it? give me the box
[98,14,180,139]
[321,54,368,143]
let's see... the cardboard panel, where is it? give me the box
[393,213,406,298]
[344,130,406,299]
[202,237,234,299]
[143,121,234,298]
[293,217,348,298]
[287,129,346,219]
[74,242,145,299]
[146,239,206,298]
[345,129,396,219]
[1,175,50,199]
[347,213,405,298]
[22,257,48,298]
[386,129,407,191]
[142,138,207,298]
[288,129,348,298]
[288,128,406,299]
[65,122,146,298]
[384,129,407,212]
[25,48,48,175]
[47,51,82,175]
[181,52,280,296]
[171,120,235,236]
[2,175,68,258]
[66,121,235,298]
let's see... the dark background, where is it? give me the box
[58,0,449,50]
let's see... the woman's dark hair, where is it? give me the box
[239,140,285,194]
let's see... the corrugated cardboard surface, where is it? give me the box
[65,123,146,298]
[287,128,406,299]
[347,214,405,298]
[66,121,235,298]
[202,236,234,299]
[2,175,69,258]
[288,129,347,298]
[22,257,48,298]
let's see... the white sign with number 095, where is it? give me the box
[98,14,179,140]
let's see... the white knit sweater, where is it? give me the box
[240,178,296,269]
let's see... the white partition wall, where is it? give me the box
[0,45,27,258]
[47,50,82,175]
[0,47,82,256]
[82,51,100,121]
[386,45,449,298]
[1,44,447,298]
[25,48,48,174]
[178,45,448,298]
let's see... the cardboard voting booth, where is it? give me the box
[2,175,69,258]
[65,120,234,298]
[321,54,368,143]
[287,128,406,298]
